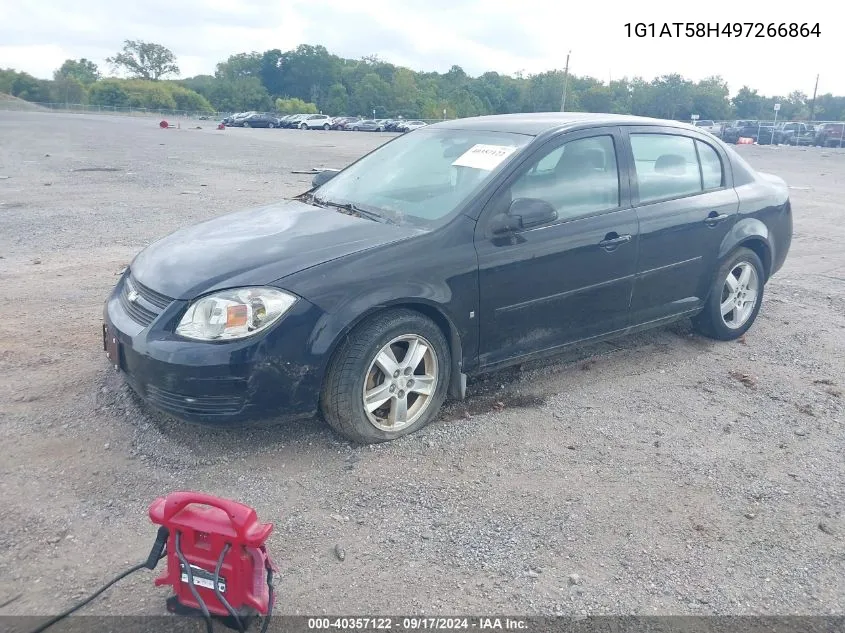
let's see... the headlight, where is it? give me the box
[176,287,297,341]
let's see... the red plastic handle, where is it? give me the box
[159,491,258,540]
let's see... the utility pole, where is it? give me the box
[808,74,819,121]
[560,51,571,112]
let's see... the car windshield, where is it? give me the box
[312,127,531,226]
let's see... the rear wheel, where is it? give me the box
[352,126,359,131]
[268,122,275,129]
[243,122,251,128]
[693,247,765,341]
[300,123,307,130]
[322,123,330,130]
[321,310,451,444]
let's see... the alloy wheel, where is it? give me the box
[362,334,438,432]
[720,261,759,329]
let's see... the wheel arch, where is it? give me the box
[315,300,466,401]
[718,218,773,281]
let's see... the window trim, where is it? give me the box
[620,126,730,207]
[478,126,627,237]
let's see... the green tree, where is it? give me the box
[107,40,180,80]
[324,83,349,115]
[8,72,52,102]
[691,76,732,120]
[88,80,130,107]
[650,74,694,119]
[732,86,763,118]
[351,72,390,116]
[54,58,100,84]
[274,97,318,114]
[216,52,262,80]
[50,77,87,104]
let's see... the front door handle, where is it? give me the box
[598,233,632,250]
[704,212,730,226]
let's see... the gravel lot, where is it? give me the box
[0,111,843,619]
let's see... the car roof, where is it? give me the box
[425,112,699,136]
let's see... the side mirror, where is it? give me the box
[491,198,558,234]
[312,169,340,188]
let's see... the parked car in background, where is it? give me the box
[814,123,845,147]
[786,123,819,146]
[299,114,332,130]
[398,120,428,132]
[384,120,404,132]
[282,114,309,128]
[754,121,777,145]
[103,112,792,444]
[352,119,386,132]
[330,116,357,130]
[774,122,815,145]
[224,111,258,127]
[693,120,721,137]
[241,113,282,128]
[722,120,757,143]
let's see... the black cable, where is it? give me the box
[259,567,274,633]
[213,543,244,633]
[174,530,214,633]
[27,550,165,633]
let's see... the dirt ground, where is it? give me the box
[0,111,843,619]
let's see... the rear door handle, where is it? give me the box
[704,212,730,226]
[598,233,632,249]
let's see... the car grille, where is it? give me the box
[145,384,245,416]
[119,273,174,327]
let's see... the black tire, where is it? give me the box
[243,122,251,128]
[268,122,275,129]
[323,123,330,130]
[300,123,307,130]
[693,247,765,341]
[321,309,451,444]
[352,126,359,131]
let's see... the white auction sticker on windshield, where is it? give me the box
[451,144,518,171]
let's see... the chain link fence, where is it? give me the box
[0,100,231,120]
[0,101,448,125]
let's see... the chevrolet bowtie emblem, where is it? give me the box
[127,289,139,303]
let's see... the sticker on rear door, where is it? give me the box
[451,144,518,171]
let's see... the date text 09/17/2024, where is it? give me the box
[306,617,529,630]
[624,22,821,38]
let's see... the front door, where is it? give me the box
[474,128,638,369]
[622,127,739,325]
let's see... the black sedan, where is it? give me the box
[103,113,792,444]
[240,113,281,128]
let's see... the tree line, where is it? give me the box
[2,40,844,122]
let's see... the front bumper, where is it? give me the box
[103,272,325,427]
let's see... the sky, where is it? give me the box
[0,0,841,97]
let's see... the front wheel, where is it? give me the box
[268,122,275,128]
[300,123,307,130]
[243,122,251,128]
[693,247,765,341]
[321,309,451,444]
[322,123,330,130]
[352,126,359,131]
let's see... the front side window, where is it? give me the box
[313,128,531,226]
[631,133,703,203]
[502,135,620,222]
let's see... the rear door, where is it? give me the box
[622,126,739,325]
[474,127,639,368]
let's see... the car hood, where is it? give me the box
[130,199,423,300]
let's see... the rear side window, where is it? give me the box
[696,140,723,189]
[630,134,702,203]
